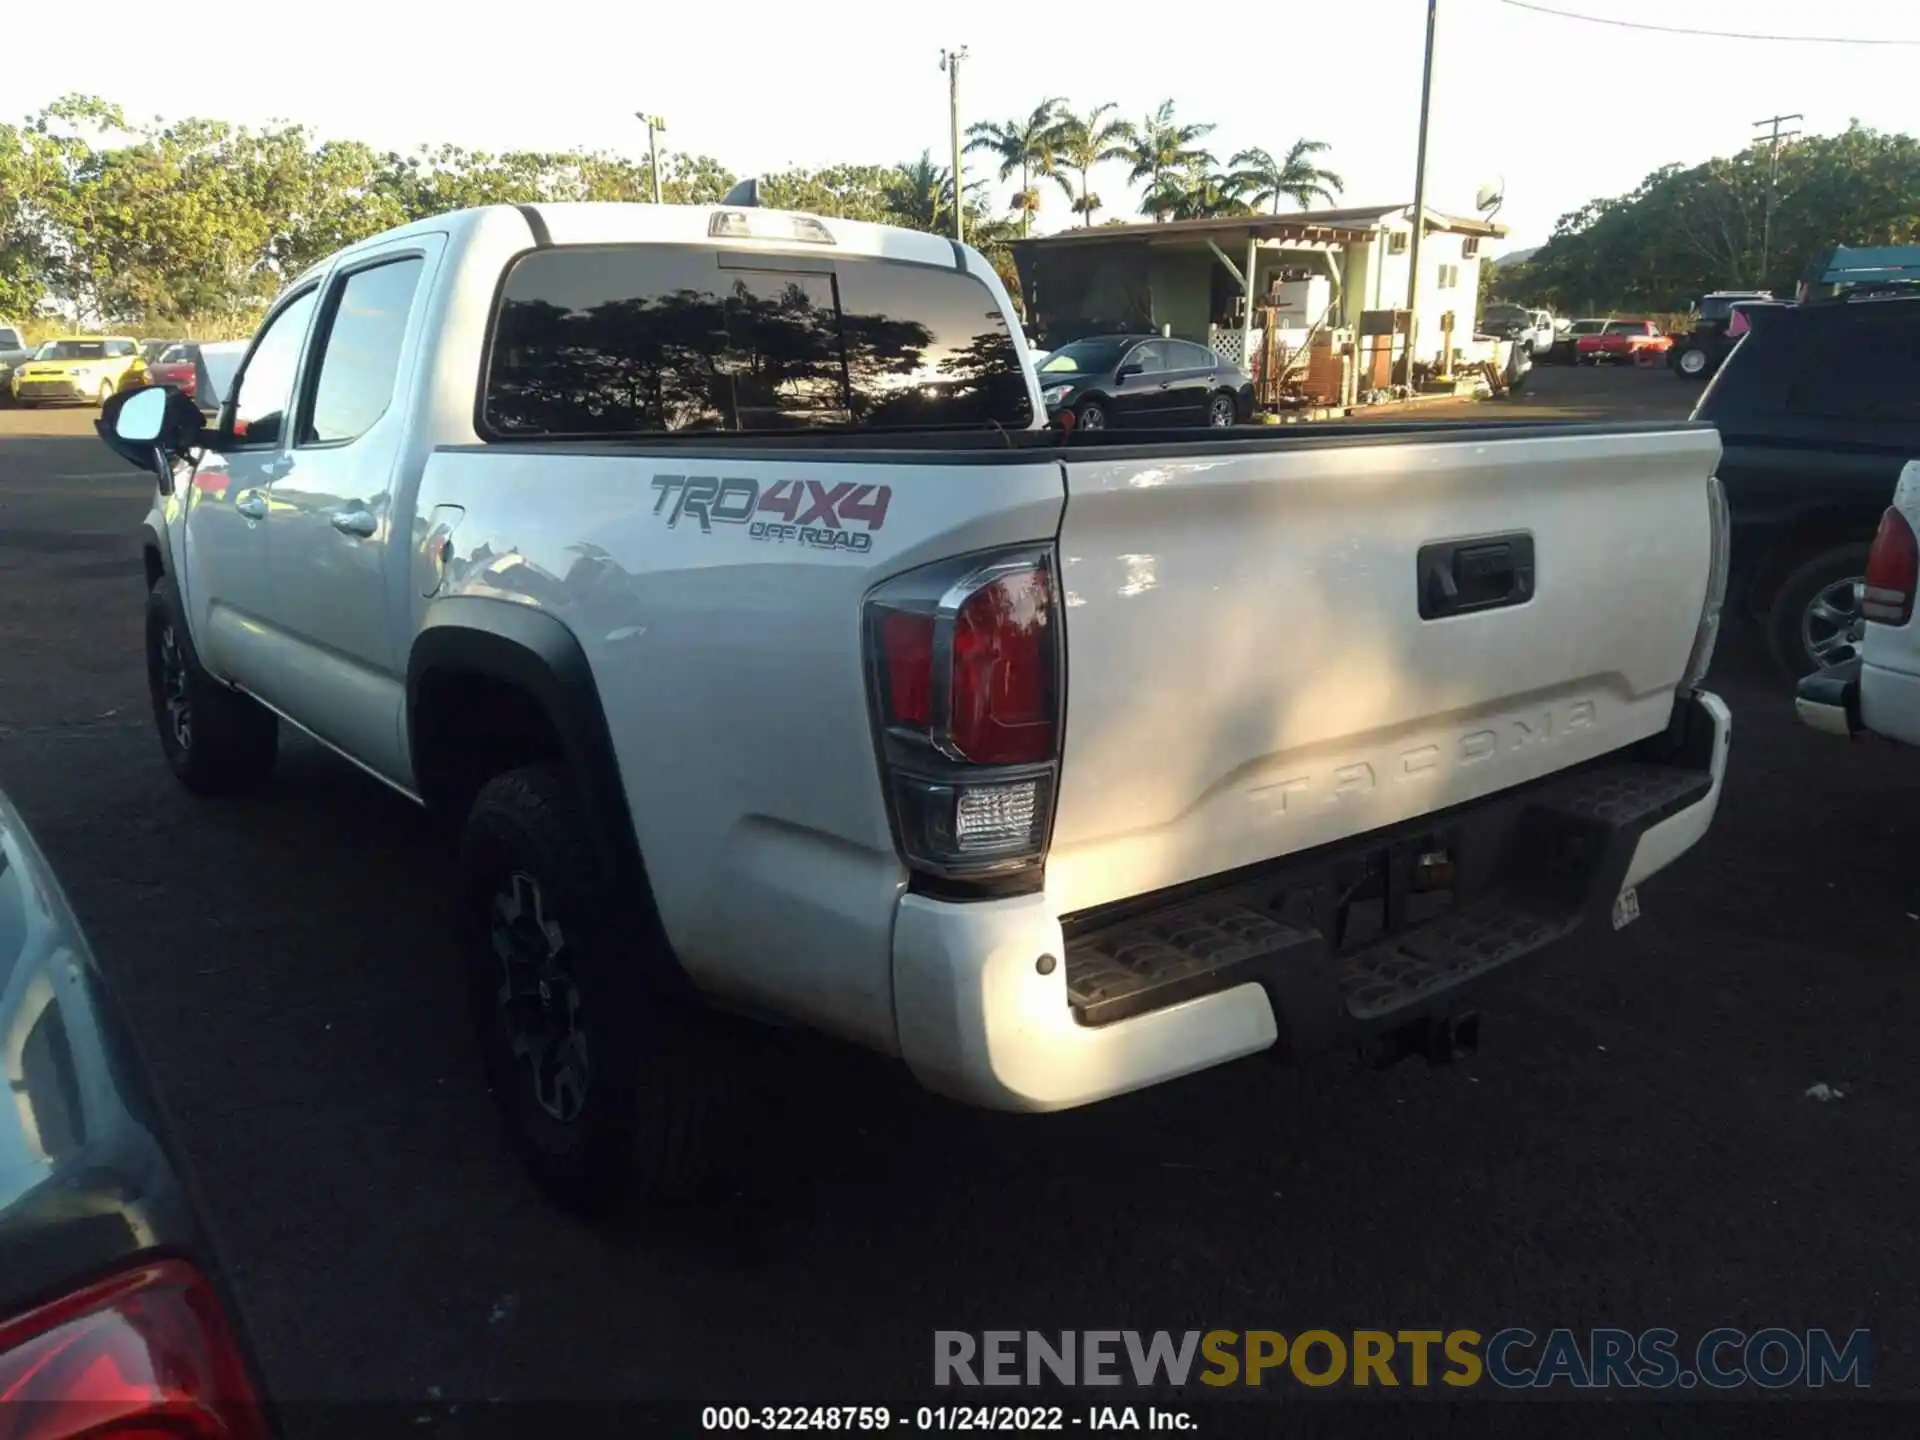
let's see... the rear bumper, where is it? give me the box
[1795,659,1862,737]
[894,691,1731,1112]
[1798,656,1920,745]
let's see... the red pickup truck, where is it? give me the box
[1576,319,1671,365]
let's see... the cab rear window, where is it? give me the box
[481,245,1033,438]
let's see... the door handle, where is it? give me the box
[1418,534,1536,620]
[234,491,267,521]
[329,508,378,539]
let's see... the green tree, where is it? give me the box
[759,164,900,224]
[1117,101,1215,222]
[964,98,1067,236]
[1511,124,1920,313]
[1052,104,1130,228]
[1226,140,1344,214]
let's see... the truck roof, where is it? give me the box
[295,202,972,291]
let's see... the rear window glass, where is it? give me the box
[482,245,1033,437]
[1785,306,1920,423]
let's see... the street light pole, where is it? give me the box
[940,46,969,244]
[1753,112,1802,286]
[636,113,667,204]
[1402,0,1438,387]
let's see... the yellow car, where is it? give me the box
[9,336,148,408]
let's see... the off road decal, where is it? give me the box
[650,475,892,553]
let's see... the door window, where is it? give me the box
[301,257,425,446]
[228,289,318,447]
[1171,341,1217,370]
[1129,342,1171,373]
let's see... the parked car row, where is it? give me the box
[0,333,244,410]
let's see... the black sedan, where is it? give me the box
[1036,335,1253,430]
[0,786,272,1436]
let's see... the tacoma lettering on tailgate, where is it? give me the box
[650,475,892,553]
[1248,700,1599,816]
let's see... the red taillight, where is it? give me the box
[949,570,1054,765]
[880,610,934,728]
[0,1260,266,1440]
[876,564,1057,766]
[1864,506,1918,626]
[867,551,1061,882]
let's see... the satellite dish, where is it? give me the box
[721,177,762,207]
[1475,177,1506,221]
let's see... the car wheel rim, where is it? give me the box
[1680,350,1706,374]
[491,871,589,1124]
[1803,576,1866,669]
[1209,397,1234,427]
[158,622,192,752]
[1078,408,1104,431]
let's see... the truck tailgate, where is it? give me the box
[1046,427,1723,916]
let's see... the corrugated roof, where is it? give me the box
[1011,203,1507,248]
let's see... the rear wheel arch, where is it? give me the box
[406,600,694,1000]
[1747,508,1884,615]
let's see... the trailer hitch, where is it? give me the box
[1363,1011,1482,1069]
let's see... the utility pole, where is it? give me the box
[636,113,667,204]
[940,46,969,244]
[1753,112,1802,287]
[1401,0,1438,386]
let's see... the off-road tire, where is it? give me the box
[459,764,719,1213]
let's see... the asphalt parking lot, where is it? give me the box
[3,363,1919,1418]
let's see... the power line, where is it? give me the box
[1498,0,1920,46]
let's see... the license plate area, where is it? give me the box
[1324,831,1461,954]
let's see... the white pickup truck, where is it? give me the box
[102,202,1732,1210]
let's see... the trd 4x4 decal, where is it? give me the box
[650,475,892,553]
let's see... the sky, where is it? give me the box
[12,0,1920,252]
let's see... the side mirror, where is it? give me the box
[96,385,207,495]
[1116,363,1143,381]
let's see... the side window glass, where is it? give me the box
[230,289,318,447]
[1176,341,1216,369]
[302,258,425,446]
[1787,312,1920,423]
[1130,343,1167,374]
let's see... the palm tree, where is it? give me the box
[1117,100,1216,222]
[1051,103,1130,228]
[965,98,1067,237]
[1227,140,1345,215]
[1165,170,1256,221]
[883,150,983,235]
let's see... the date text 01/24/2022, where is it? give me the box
[700,1406,1195,1431]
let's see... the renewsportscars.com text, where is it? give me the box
[934,1328,1872,1391]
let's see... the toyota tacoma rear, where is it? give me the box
[101,200,1733,1208]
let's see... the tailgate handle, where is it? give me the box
[1418,534,1535,620]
